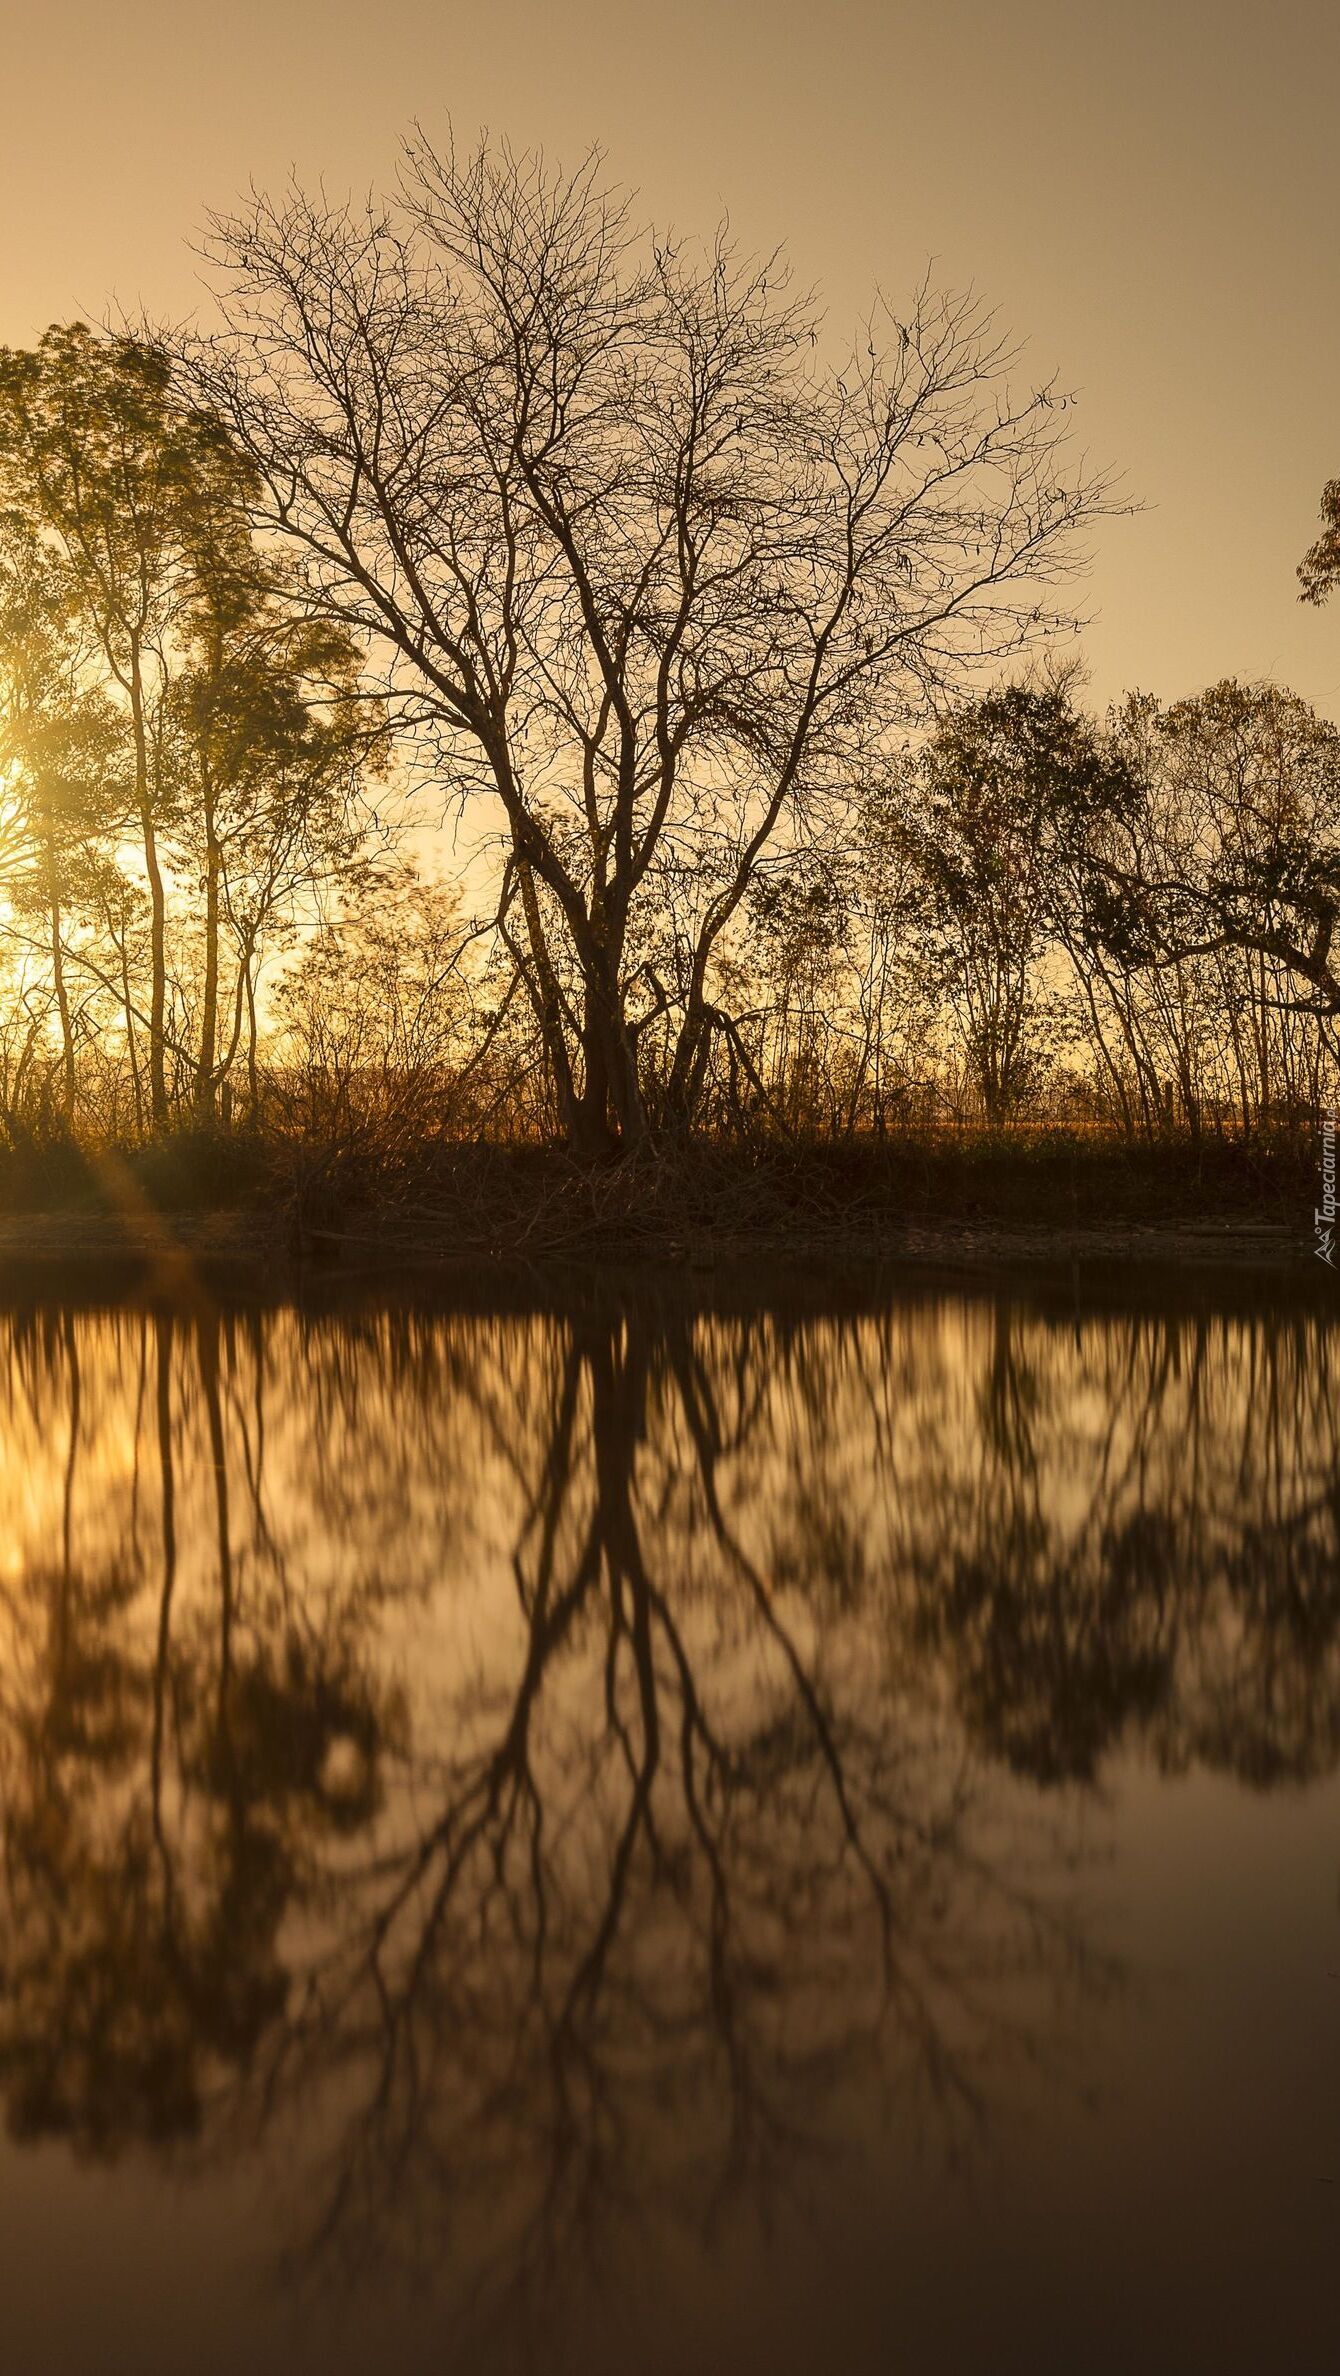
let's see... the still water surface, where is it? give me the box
[0,1280,1336,2373]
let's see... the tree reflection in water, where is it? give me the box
[0,1288,1334,2343]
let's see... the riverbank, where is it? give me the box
[0,1130,1327,1294]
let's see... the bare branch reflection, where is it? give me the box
[0,1289,1335,2343]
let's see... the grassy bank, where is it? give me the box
[0,1124,1322,1274]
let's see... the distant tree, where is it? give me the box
[181,130,1112,1153]
[164,540,382,1120]
[272,866,484,1147]
[1091,682,1340,1049]
[900,683,1136,1123]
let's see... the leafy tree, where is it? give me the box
[900,683,1136,1122]
[1299,478,1340,605]
[0,516,125,1118]
[0,328,253,1121]
[164,540,382,1118]
[0,327,384,1128]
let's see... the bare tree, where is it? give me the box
[180,130,1112,1153]
[1088,682,1340,1065]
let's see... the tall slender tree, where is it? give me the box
[0,328,253,1121]
[0,516,123,1119]
[0,327,382,1129]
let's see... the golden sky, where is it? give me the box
[5,0,1338,714]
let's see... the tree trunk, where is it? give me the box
[575,965,648,1159]
[43,824,77,1123]
[245,955,260,1120]
[509,857,581,1145]
[115,910,145,1139]
[127,639,168,1127]
[195,804,221,1122]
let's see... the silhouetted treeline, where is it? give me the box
[2,135,1338,1164]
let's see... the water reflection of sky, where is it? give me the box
[0,1289,1336,2375]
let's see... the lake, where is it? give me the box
[0,1272,1336,2373]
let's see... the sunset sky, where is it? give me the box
[6,0,1338,714]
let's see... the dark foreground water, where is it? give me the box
[0,1277,1336,2375]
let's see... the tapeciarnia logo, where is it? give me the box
[1316,1112,1337,1267]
